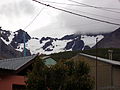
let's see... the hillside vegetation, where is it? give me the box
[50,51,81,61]
[83,48,120,61]
[50,48,120,61]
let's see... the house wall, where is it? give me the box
[72,55,113,90]
[0,75,26,90]
[112,67,120,89]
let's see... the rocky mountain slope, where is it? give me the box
[93,27,120,48]
[0,28,31,59]
[1,26,120,58]
[0,39,22,59]
[0,27,104,56]
[16,33,104,54]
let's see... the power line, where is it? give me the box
[41,0,85,7]
[33,0,120,26]
[24,7,45,30]
[42,0,120,11]
[69,0,120,14]
[23,7,45,56]
[56,5,120,21]
[41,1,120,21]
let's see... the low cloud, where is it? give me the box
[31,0,120,37]
[57,11,119,34]
[56,0,120,34]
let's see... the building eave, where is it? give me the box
[79,53,120,66]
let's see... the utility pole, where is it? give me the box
[108,49,113,89]
[23,31,26,57]
[96,37,98,90]
[0,27,2,59]
[108,50,113,60]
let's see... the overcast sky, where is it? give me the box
[0,0,120,38]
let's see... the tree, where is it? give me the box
[26,56,94,90]
[63,60,94,90]
[26,56,48,90]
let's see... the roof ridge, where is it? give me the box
[0,55,37,71]
[0,55,35,62]
[79,53,120,66]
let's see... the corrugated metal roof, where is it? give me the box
[79,53,120,66]
[0,55,36,70]
[44,58,56,66]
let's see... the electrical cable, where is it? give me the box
[56,5,120,21]
[24,7,45,30]
[42,0,120,11]
[33,0,120,26]
[69,0,120,14]
[41,0,85,7]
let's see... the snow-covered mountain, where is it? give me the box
[0,28,104,55]
[12,31,104,55]
[0,28,23,59]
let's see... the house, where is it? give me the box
[0,54,57,90]
[71,53,120,90]
[0,55,37,90]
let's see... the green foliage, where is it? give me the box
[50,48,120,61]
[82,48,120,61]
[62,61,94,90]
[50,51,81,61]
[26,56,94,90]
[26,56,48,90]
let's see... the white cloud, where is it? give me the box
[0,0,35,17]
[0,0,120,37]
[30,0,120,37]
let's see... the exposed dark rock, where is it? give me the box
[0,28,11,42]
[65,38,84,51]
[11,29,31,48]
[60,34,81,40]
[72,39,84,51]
[0,39,23,59]
[40,37,58,44]
[40,37,51,44]
[65,41,74,50]
[45,48,53,51]
[32,37,39,40]
[93,27,120,48]
[13,29,31,43]
[84,45,91,50]
[42,40,53,50]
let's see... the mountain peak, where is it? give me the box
[16,29,25,33]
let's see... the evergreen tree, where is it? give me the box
[26,57,48,90]
[26,56,94,90]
